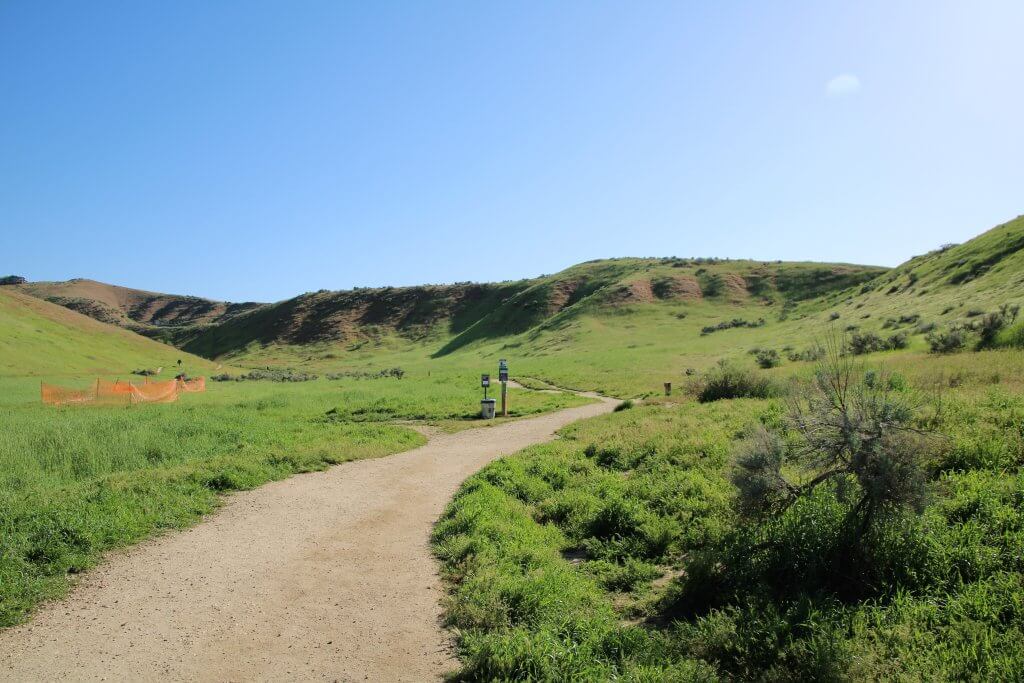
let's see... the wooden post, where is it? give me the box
[501,381,508,416]
[664,382,672,396]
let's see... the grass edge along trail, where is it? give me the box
[0,407,423,628]
[0,371,593,628]
[432,350,1024,681]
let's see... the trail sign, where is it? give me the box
[481,374,490,388]
[498,359,509,382]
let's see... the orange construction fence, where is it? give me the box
[41,377,206,406]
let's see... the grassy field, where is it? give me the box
[0,372,590,627]
[433,347,1024,680]
[3,214,1023,678]
[0,288,592,626]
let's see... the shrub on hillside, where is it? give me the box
[0,275,26,286]
[326,367,405,380]
[886,331,910,349]
[847,332,886,355]
[695,361,780,403]
[975,304,1020,350]
[212,369,318,382]
[755,349,781,369]
[733,350,929,528]
[786,344,825,363]
[700,318,766,336]
[927,328,968,354]
[846,331,907,355]
[996,319,1024,349]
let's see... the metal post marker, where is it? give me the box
[499,359,509,416]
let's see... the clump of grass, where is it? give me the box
[614,399,634,412]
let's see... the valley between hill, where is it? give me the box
[2,214,1024,679]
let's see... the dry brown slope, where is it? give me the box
[0,395,617,682]
[18,278,263,331]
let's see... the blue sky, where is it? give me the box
[2,2,1023,302]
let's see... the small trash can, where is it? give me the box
[481,398,497,419]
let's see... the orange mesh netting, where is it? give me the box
[41,377,205,406]
[131,379,180,403]
[178,377,206,392]
[39,384,95,406]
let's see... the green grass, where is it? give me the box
[0,373,590,627]
[0,290,592,626]
[204,217,1022,400]
[0,287,219,378]
[4,211,1024,681]
[433,349,1024,681]
[0,381,422,627]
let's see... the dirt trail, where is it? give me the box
[0,394,617,682]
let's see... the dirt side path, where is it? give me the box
[0,396,617,682]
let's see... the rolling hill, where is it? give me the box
[0,286,217,378]
[15,278,264,343]
[11,214,1024,397]
[21,258,884,361]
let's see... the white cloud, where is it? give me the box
[825,73,861,97]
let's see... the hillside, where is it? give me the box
[175,258,883,362]
[820,214,1024,326]
[0,286,217,378]
[12,214,1024,398]
[16,278,264,342]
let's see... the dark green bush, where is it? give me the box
[325,367,405,380]
[927,328,968,354]
[701,318,766,336]
[848,332,886,355]
[695,362,780,402]
[886,331,910,349]
[975,304,1020,349]
[212,369,318,382]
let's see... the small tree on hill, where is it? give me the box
[733,339,930,534]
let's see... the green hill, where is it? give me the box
[0,286,217,378]
[14,214,1024,398]
[166,258,882,362]
[15,278,264,342]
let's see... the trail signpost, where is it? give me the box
[498,359,509,416]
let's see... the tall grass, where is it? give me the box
[0,375,589,626]
[434,367,1024,680]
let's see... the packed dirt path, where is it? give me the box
[0,393,617,682]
